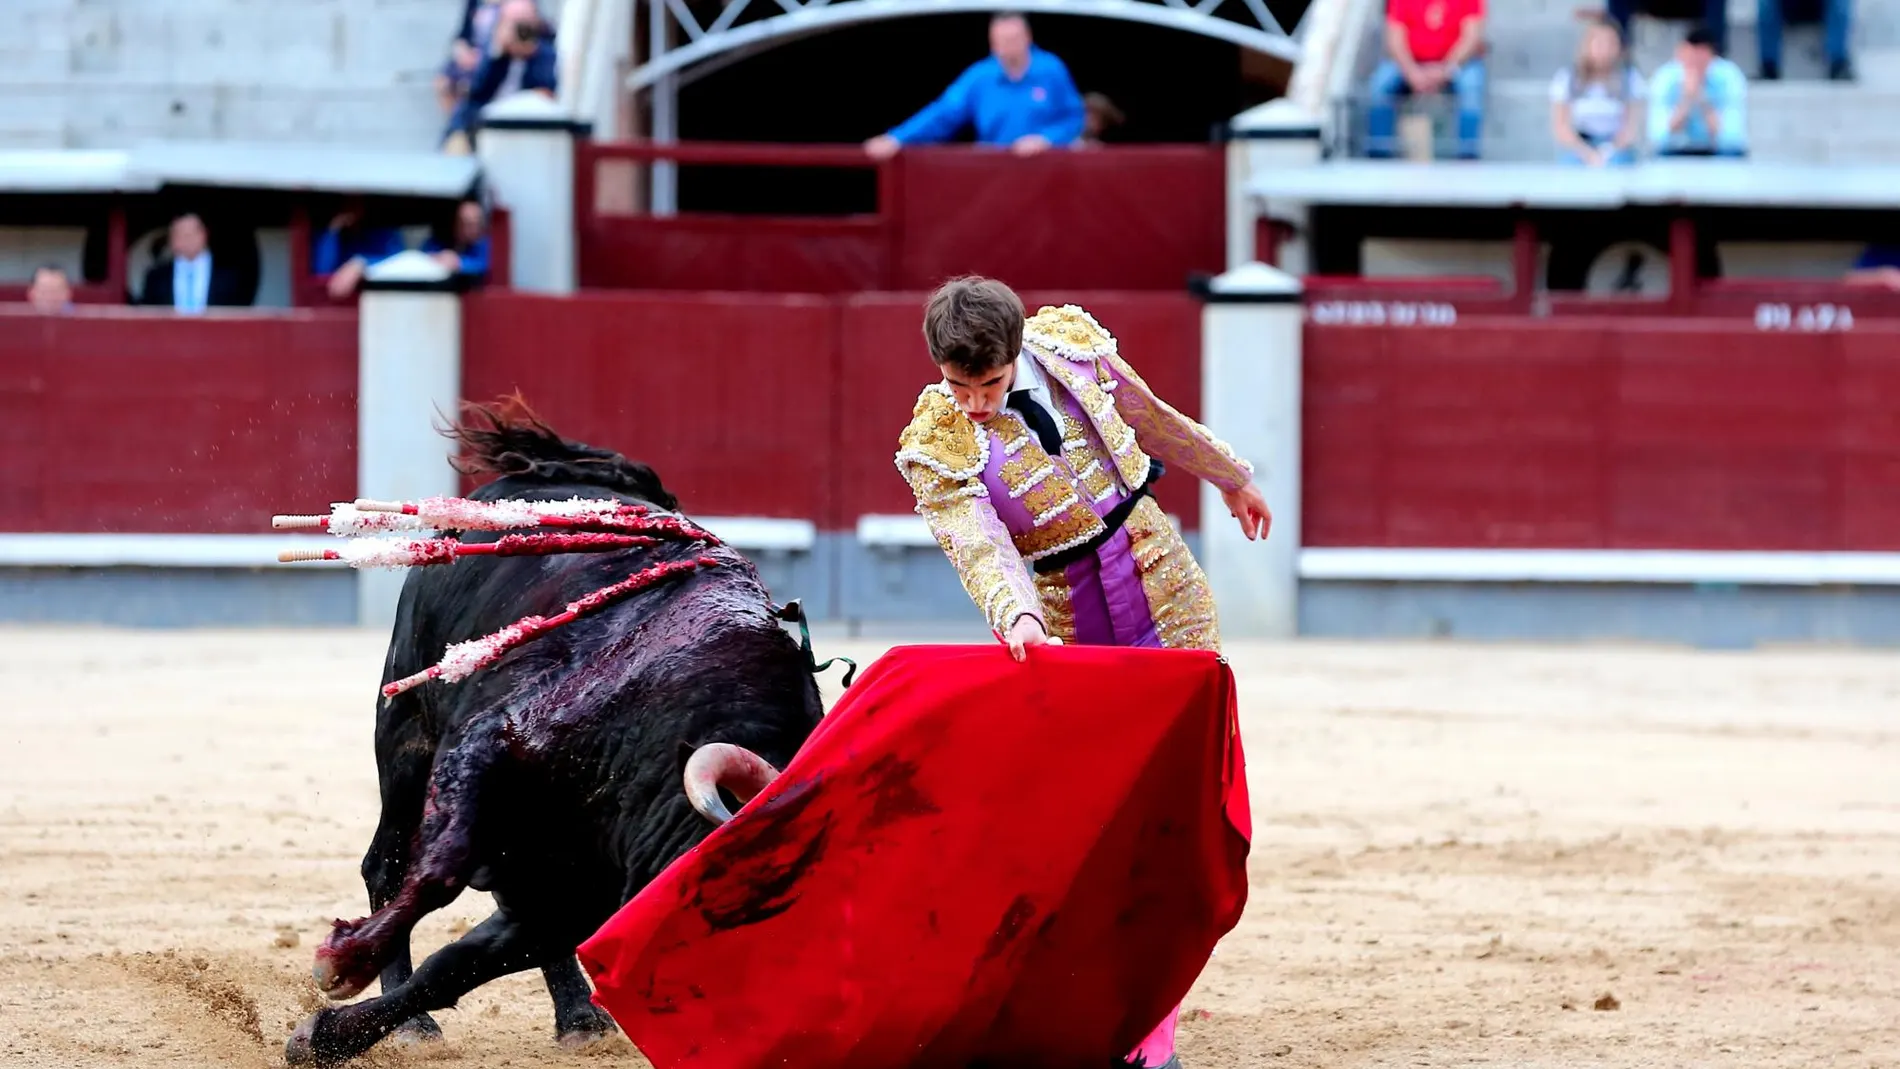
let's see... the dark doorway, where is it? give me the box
[666,9,1294,215]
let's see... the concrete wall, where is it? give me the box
[4,0,461,150]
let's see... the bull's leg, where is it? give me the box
[358,717,445,1044]
[288,910,553,1067]
[542,954,618,1049]
[313,723,501,1001]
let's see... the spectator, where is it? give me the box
[1759,0,1852,81]
[1605,0,1727,55]
[1845,244,1900,289]
[863,12,1085,160]
[1551,14,1644,165]
[323,199,493,299]
[1365,0,1488,160]
[136,213,251,312]
[313,200,406,301]
[1647,25,1748,157]
[438,0,505,119]
[421,199,492,282]
[445,0,557,152]
[26,265,73,314]
[1079,92,1125,147]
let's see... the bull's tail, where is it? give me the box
[445,394,679,509]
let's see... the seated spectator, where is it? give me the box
[1845,244,1900,289]
[445,0,557,152]
[1647,25,1747,157]
[863,12,1084,160]
[1758,0,1852,81]
[1365,0,1488,160]
[136,213,252,313]
[26,265,73,314]
[1551,14,1645,165]
[439,0,504,119]
[1605,0,1728,54]
[1079,92,1125,147]
[314,201,407,301]
[423,199,492,282]
[324,199,492,299]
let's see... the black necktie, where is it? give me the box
[1007,390,1063,455]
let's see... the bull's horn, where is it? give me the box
[682,742,780,825]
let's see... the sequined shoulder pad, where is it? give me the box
[1023,304,1117,364]
[895,383,989,481]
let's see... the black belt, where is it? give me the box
[1031,460,1165,574]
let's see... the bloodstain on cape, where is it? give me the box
[577,643,1251,1069]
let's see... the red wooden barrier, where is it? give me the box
[463,291,1205,529]
[1304,316,1900,551]
[0,308,356,534]
[575,141,1224,294]
[461,290,843,522]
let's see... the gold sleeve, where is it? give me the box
[1100,347,1255,494]
[901,464,1044,636]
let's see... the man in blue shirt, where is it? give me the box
[1647,25,1748,158]
[864,12,1086,159]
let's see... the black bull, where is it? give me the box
[286,408,824,1065]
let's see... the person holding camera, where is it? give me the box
[444,0,558,152]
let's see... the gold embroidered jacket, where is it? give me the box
[893,305,1255,634]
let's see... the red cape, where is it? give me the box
[578,643,1251,1069]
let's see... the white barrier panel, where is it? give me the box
[1301,549,1900,586]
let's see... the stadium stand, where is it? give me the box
[6,0,459,150]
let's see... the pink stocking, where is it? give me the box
[1124,1004,1180,1067]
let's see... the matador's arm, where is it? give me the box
[901,463,1044,636]
[1099,346,1255,494]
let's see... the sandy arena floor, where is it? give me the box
[1,627,1896,1068]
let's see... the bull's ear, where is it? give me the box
[676,740,698,773]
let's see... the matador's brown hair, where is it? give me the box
[922,276,1025,376]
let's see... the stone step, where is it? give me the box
[0,0,464,150]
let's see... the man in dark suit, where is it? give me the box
[137,212,252,312]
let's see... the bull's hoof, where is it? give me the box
[390,1014,445,1047]
[285,1011,328,1066]
[555,1006,620,1052]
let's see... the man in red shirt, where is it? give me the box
[1364,0,1487,158]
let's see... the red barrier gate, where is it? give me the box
[575,141,1224,294]
[0,308,357,534]
[1303,316,1900,551]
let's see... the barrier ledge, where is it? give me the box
[0,518,815,568]
[1300,548,1900,586]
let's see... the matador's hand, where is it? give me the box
[1002,614,1061,662]
[1222,482,1272,542]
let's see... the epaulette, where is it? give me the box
[894,384,988,481]
[1023,304,1118,363]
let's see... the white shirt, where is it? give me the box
[1008,350,1064,432]
[171,252,213,314]
[1550,66,1645,144]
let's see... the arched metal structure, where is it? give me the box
[623,0,1308,212]
[628,0,1303,94]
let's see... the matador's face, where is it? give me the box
[941,363,1016,424]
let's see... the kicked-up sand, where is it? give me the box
[1,627,1895,1068]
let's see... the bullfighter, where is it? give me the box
[893,275,1271,1068]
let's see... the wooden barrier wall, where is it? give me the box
[1304,317,1900,550]
[13,300,1899,554]
[460,290,1206,527]
[577,143,1225,294]
[0,309,357,534]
